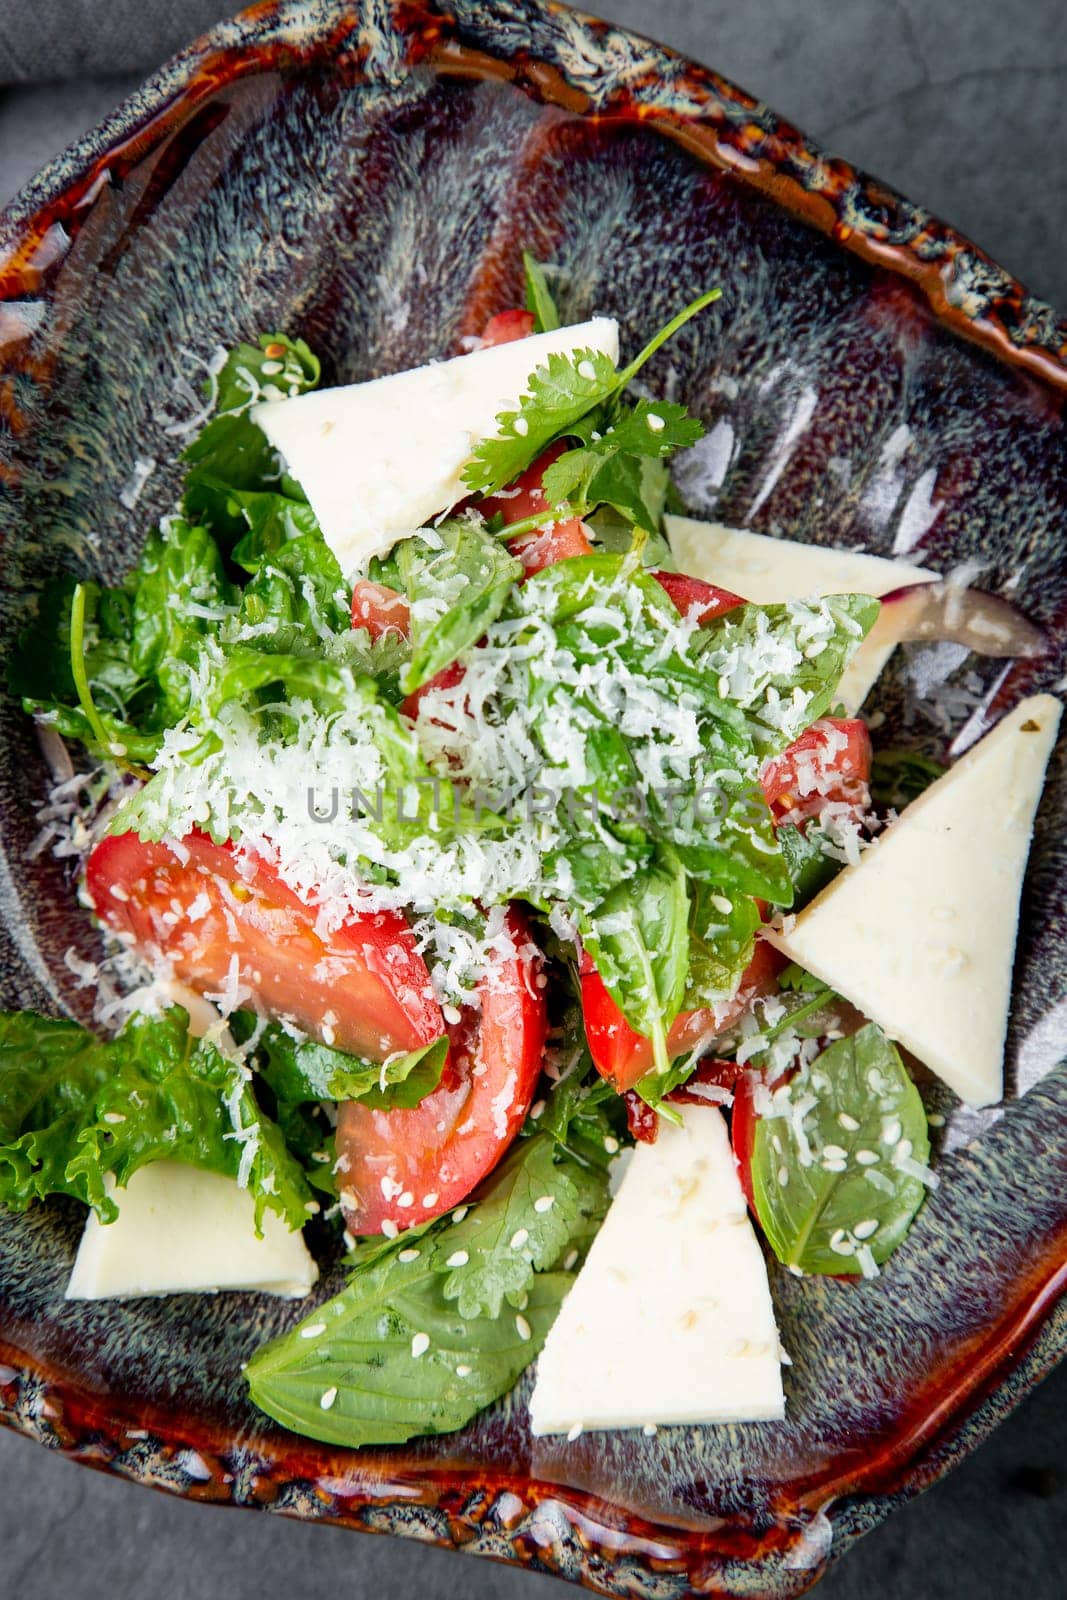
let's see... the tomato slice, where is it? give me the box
[651,569,745,624]
[760,717,872,822]
[351,579,410,639]
[480,308,536,348]
[86,830,442,1060]
[335,907,547,1233]
[730,1069,762,1211]
[580,938,784,1093]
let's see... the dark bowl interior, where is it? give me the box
[0,3,1065,1596]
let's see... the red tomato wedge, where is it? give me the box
[335,907,547,1233]
[478,441,593,574]
[351,579,410,639]
[651,569,745,624]
[730,1069,762,1211]
[580,937,784,1093]
[480,308,536,347]
[86,830,442,1060]
[760,717,872,822]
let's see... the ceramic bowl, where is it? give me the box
[0,3,1064,1595]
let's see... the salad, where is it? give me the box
[4,256,1060,1445]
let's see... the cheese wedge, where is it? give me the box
[529,1105,784,1433]
[664,515,936,711]
[254,319,620,574]
[65,1161,318,1300]
[767,694,1062,1107]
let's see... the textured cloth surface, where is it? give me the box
[0,0,228,83]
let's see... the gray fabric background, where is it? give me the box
[0,2,1064,1596]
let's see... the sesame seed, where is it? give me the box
[381,1219,399,1238]
[822,1144,848,1161]
[102,1112,126,1125]
[777,1165,789,1187]
[577,359,597,381]
[566,1422,583,1442]
[530,1100,546,1120]
[398,1248,421,1263]
[853,1219,879,1240]
[299,1322,326,1339]
[927,1112,945,1127]
[645,413,665,433]
[881,1117,902,1146]
[513,416,529,437]
[446,1250,469,1268]
[411,1332,430,1358]
[510,1228,530,1250]
[563,1249,578,1271]
[829,1230,856,1256]
[837,1113,860,1132]
[533,1195,554,1214]
[855,1149,879,1165]
[642,1422,658,1435]
[397,1191,414,1208]
[821,1158,847,1172]
[319,1387,338,1410]
[515,1315,532,1341]
[452,1205,469,1223]
[422,1192,439,1208]
[603,1135,619,1154]
[710,893,732,914]
[456,1365,472,1378]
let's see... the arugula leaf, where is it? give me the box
[578,845,689,1077]
[0,1008,311,1232]
[750,1022,931,1274]
[523,251,560,333]
[399,520,523,694]
[130,520,236,720]
[254,1026,449,1113]
[246,1243,571,1447]
[698,595,881,758]
[431,1133,608,1318]
[229,490,322,575]
[869,748,946,811]
[182,334,319,540]
[778,820,841,909]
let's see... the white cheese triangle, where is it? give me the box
[254,319,620,575]
[664,515,936,711]
[529,1106,784,1434]
[767,694,1062,1107]
[65,1161,318,1300]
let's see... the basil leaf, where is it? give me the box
[683,880,761,1011]
[399,520,522,693]
[229,490,321,574]
[245,1247,571,1447]
[0,1008,311,1232]
[523,251,560,333]
[698,595,881,757]
[431,1134,609,1318]
[750,1022,931,1274]
[255,1026,448,1113]
[579,845,689,1076]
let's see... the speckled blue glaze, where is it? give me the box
[0,3,1064,1597]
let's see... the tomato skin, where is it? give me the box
[580,938,784,1093]
[623,1091,659,1145]
[86,830,442,1060]
[760,717,872,822]
[511,517,593,575]
[335,907,547,1233]
[480,309,536,347]
[400,657,467,724]
[351,580,410,639]
[651,569,745,624]
[669,1058,744,1106]
[730,1070,761,1211]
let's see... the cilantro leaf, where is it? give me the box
[461,345,620,498]
[0,1008,311,1233]
[750,1023,931,1274]
[432,1134,608,1318]
[541,399,703,533]
[523,251,560,333]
